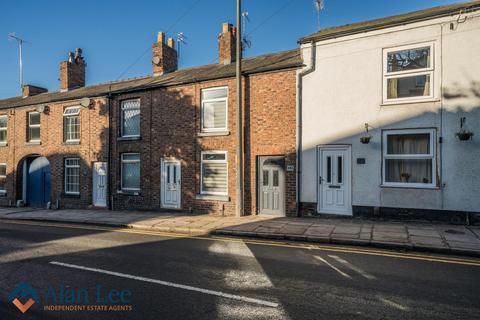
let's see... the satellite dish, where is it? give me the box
[36,104,46,113]
[80,97,91,108]
[152,55,161,65]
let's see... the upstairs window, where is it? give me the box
[0,115,7,144]
[28,112,41,142]
[64,158,80,194]
[121,99,140,137]
[201,151,228,195]
[383,43,434,103]
[383,129,436,188]
[63,106,81,142]
[201,87,228,132]
[0,164,5,193]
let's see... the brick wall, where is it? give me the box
[0,98,109,208]
[110,68,298,216]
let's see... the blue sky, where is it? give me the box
[0,0,463,98]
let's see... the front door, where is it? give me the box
[93,162,108,207]
[161,159,181,209]
[317,146,352,215]
[27,157,51,207]
[258,156,285,216]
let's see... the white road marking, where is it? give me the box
[314,256,351,279]
[378,297,410,311]
[49,261,278,308]
[327,255,377,280]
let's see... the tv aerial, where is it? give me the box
[176,32,187,61]
[241,12,252,50]
[8,32,32,91]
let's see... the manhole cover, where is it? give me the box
[444,229,465,235]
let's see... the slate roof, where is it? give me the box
[299,0,480,43]
[0,49,301,109]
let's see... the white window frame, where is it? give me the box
[120,99,141,138]
[201,87,228,132]
[382,128,436,189]
[28,111,41,142]
[382,42,435,104]
[0,163,6,193]
[200,151,228,195]
[121,153,141,191]
[64,158,80,195]
[0,115,7,144]
[63,106,81,143]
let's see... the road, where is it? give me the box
[0,220,479,320]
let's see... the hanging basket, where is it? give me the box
[360,136,372,144]
[456,131,474,141]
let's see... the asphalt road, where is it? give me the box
[0,220,479,320]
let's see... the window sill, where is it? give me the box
[26,141,41,145]
[197,131,230,137]
[381,98,440,106]
[62,193,80,198]
[0,191,6,197]
[195,194,230,202]
[63,141,80,145]
[0,142,7,147]
[117,190,141,196]
[380,184,438,190]
[118,136,141,141]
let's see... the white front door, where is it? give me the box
[92,162,107,207]
[161,159,181,209]
[317,146,352,215]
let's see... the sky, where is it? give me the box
[0,0,464,99]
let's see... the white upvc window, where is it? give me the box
[0,115,7,144]
[0,163,6,193]
[201,151,228,195]
[121,99,140,138]
[382,128,436,188]
[64,158,80,195]
[28,111,41,142]
[383,42,434,104]
[121,153,141,191]
[63,106,81,142]
[201,87,228,132]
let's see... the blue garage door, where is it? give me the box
[27,157,51,207]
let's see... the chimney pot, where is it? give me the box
[60,48,86,91]
[167,37,175,49]
[157,32,165,44]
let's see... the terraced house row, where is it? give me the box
[0,1,479,222]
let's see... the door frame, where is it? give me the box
[316,145,352,216]
[257,155,286,216]
[92,161,108,208]
[160,158,181,209]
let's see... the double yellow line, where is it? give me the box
[2,219,480,267]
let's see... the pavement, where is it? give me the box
[1,221,479,319]
[0,207,480,257]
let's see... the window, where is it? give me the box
[201,151,227,195]
[383,43,434,103]
[121,99,140,137]
[0,164,6,193]
[63,106,81,142]
[28,112,41,142]
[121,153,140,191]
[201,87,228,132]
[64,158,80,194]
[0,115,7,144]
[383,129,436,188]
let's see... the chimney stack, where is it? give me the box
[152,32,178,76]
[60,48,85,91]
[218,22,237,65]
[22,85,48,98]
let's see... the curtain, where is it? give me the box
[423,74,430,96]
[387,78,398,99]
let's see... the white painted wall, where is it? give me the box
[301,12,480,213]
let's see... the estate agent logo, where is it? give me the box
[8,282,39,314]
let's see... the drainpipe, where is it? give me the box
[296,41,316,217]
[108,85,113,210]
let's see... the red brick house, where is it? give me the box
[0,23,301,216]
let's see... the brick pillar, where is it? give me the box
[152,32,178,76]
[218,22,236,65]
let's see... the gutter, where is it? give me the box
[296,41,316,217]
